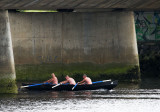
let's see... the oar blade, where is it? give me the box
[102,79,111,82]
[72,83,78,90]
[52,83,61,88]
[20,85,29,88]
[20,83,48,89]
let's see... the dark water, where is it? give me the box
[0,78,160,112]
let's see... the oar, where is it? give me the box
[92,79,111,84]
[71,80,111,90]
[21,83,48,88]
[72,83,78,90]
[52,83,61,88]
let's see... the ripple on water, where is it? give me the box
[0,89,160,112]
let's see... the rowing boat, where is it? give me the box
[21,80,118,91]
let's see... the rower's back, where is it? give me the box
[84,77,92,84]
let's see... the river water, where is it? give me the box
[0,78,160,112]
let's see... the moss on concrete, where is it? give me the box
[0,78,18,93]
[15,63,140,82]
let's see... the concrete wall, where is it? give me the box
[9,12,139,65]
[8,11,140,81]
[0,10,17,93]
[9,12,62,64]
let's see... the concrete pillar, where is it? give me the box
[0,10,17,93]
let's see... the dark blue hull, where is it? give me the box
[22,80,118,91]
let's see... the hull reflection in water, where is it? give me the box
[0,88,160,112]
[1,79,160,112]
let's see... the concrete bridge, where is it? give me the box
[0,0,160,10]
[0,0,159,93]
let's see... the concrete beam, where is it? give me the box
[0,10,17,93]
[0,0,160,11]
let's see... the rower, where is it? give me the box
[60,75,76,85]
[78,74,92,85]
[44,73,58,84]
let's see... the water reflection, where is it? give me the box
[1,78,160,112]
[140,78,160,89]
[50,92,59,98]
[50,91,76,99]
[0,88,160,112]
[0,93,17,99]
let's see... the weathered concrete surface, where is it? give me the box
[9,11,139,65]
[0,0,160,10]
[0,10,17,93]
[9,11,140,82]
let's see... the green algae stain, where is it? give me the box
[15,63,140,82]
[0,79,18,93]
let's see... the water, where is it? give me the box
[0,78,160,112]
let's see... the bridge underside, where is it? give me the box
[0,10,140,93]
[0,0,160,11]
[1,0,157,93]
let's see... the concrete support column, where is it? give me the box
[0,10,17,93]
